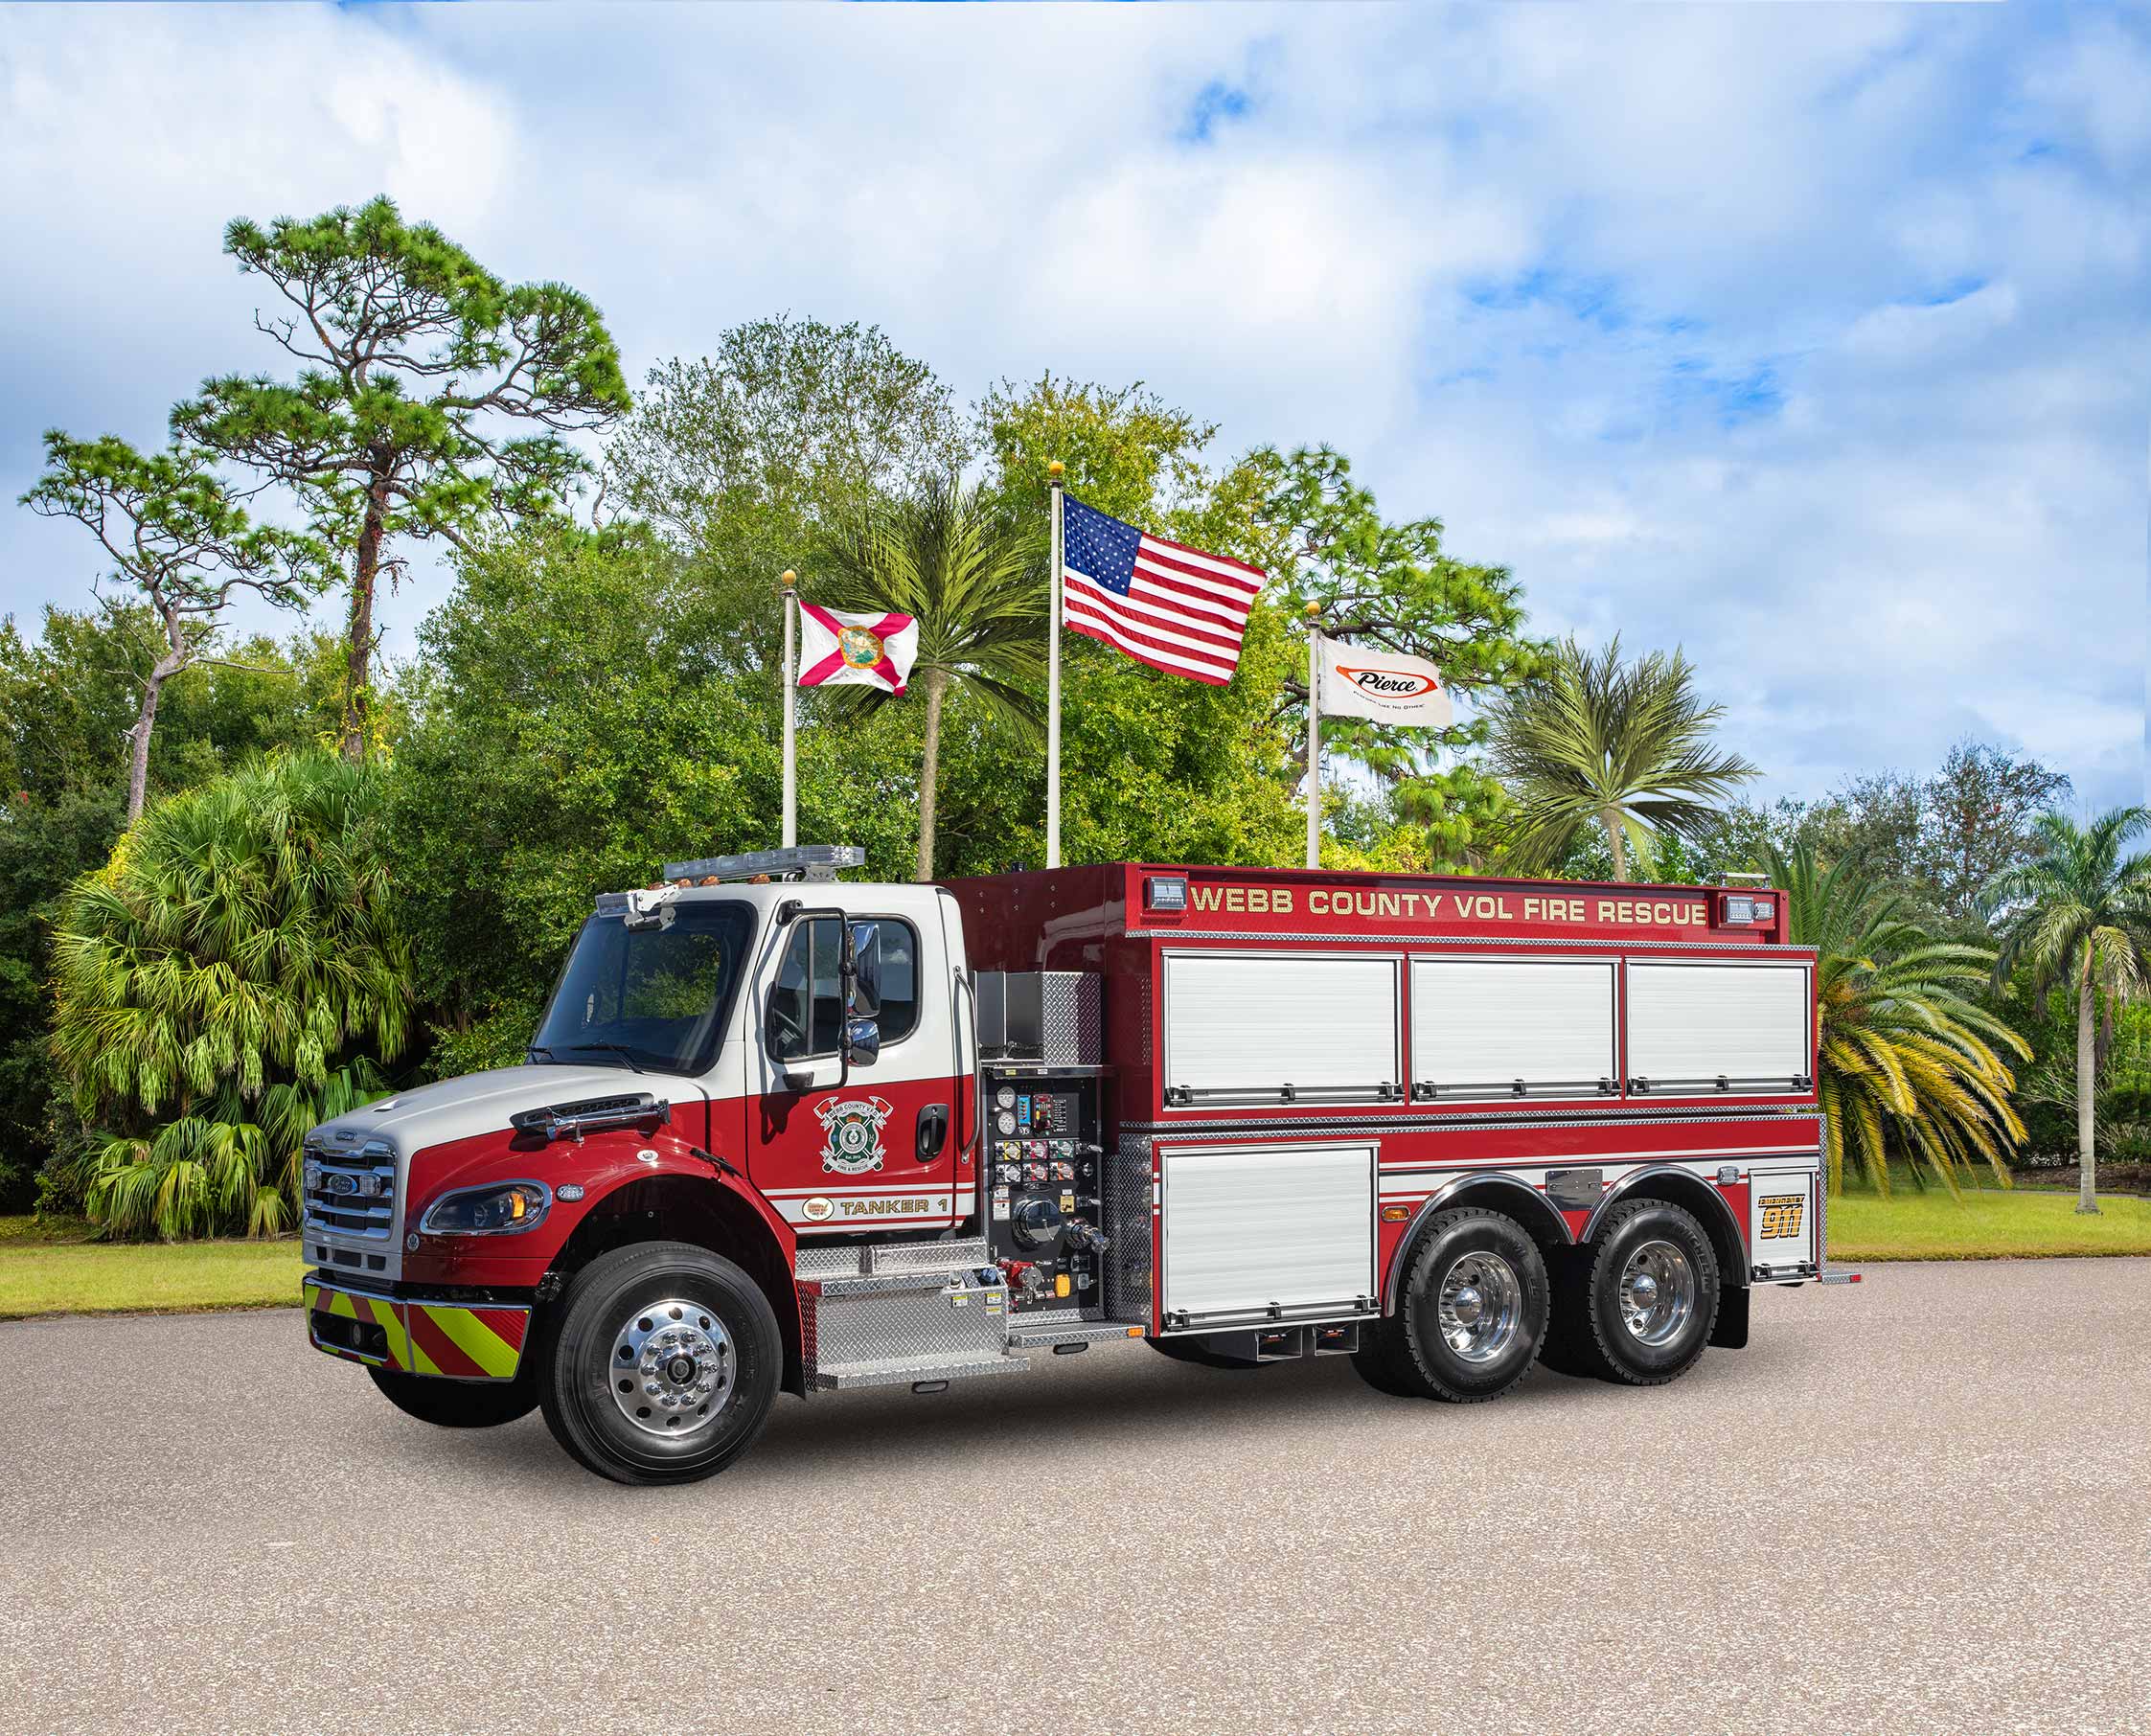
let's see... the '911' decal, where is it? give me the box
[1758,1195,1806,1239]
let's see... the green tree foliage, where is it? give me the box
[1773,839,2026,1196]
[608,317,969,670]
[1796,744,2071,933]
[817,478,1045,879]
[20,432,325,821]
[938,376,1303,873]
[1485,634,1757,879]
[49,753,411,1238]
[1249,445,1540,867]
[387,525,924,1070]
[0,610,354,1209]
[1985,809,2151,1214]
[174,196,631,760]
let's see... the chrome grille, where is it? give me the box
[303,1142,399,1242]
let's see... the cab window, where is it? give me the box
[767,917,920,1062]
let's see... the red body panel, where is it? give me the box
[400,1117,794,1291]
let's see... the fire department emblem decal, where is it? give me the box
[814,1095,894,1175]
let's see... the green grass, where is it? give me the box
[3,1176,2146,1318]
[1830,1183,2151,1261]
[0,1217,306,1319]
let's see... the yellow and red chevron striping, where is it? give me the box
[305,1281,527,1382]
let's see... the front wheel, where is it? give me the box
[538,1242,782,1486]
[368,1366,538,1428]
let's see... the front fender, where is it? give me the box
[403,1125,793,1288]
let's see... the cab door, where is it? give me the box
[747,902,961,1238]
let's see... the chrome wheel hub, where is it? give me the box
[607,1298,734,1438]
[1436,1252,1522,1364]
[1618,1240,1695,1346]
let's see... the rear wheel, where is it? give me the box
[1355,1208,1548,1403]
[1562,1199,1720,1386]
[538,1241,782,1486]
[368,1366,538,1428]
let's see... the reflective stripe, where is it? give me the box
[420,1305,522,1380]
[366,1296,411,1371]
[307,1278,526,1382]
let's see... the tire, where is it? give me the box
[368,1365,539,1428]
[1563,1199,1720,1386]
[1361,1208,1549,1404]
[538,1241,782,1486]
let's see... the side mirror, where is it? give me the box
[843,1016,881,1069]
[847,921,881,1021]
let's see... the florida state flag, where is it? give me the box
[796,605,919,695]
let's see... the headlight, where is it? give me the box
[419,1181,553,1236]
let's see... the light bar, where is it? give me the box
[661,843,865,883]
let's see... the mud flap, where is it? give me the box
[1708,1283,1750,1349]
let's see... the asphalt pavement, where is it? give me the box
[2,1259,2146,1735]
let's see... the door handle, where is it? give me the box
[916,1104,950,1160]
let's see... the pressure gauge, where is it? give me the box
[995,1085,1017,1109]
[996,1109,1018,1135]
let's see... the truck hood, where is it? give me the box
[309,1063,701,1156]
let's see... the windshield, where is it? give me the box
[530,901,757,1077]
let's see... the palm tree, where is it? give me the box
[50,751,412,1238]
[1772,841,2026,1196]
[1983,809,2151,1215]
[819,477,1045,879]
[1484,634,1756,879]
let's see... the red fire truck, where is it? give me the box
[302,845,1836,1484]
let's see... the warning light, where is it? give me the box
[1144,875,1190,913]
[1054,1273,1071,1298]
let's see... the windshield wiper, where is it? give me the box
[526,1045,557,1062]
[565,1042,647,1075]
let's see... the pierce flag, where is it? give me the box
[796,605,919,695]
[1316,634,1453,728]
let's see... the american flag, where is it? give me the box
[1060,494,1264,685]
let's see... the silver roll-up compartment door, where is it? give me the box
[1159,1141,1377,1328]
[1623,959,1814,1092]
[1410,957,1617,1100]
[1162,951,1400,1107]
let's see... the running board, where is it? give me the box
[1006,1319,1148,1350]
[811,1353,1029,1392]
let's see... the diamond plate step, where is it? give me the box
[1005,1320,1148,1350]
[811,1352,1030,1391]
[794,1237,991,1279]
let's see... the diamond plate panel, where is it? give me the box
[1041,971,1102,1066]
[1103,1131,1155,1325]
[800,1268,1012,1384]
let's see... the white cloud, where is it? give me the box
[1,2,2143,812]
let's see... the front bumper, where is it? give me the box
[305,1274,531,1382]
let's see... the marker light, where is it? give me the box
[1144,875,1190,913]
[420,1180,553,1237]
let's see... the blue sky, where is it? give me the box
[3,3,2145,810]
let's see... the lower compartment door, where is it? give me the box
[1749,1173,1817,1275]
[1159,1141,1376,1327]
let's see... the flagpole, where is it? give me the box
[1046,460,1064,871]
[1305,605,1323,869]
[780,569,798,848]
